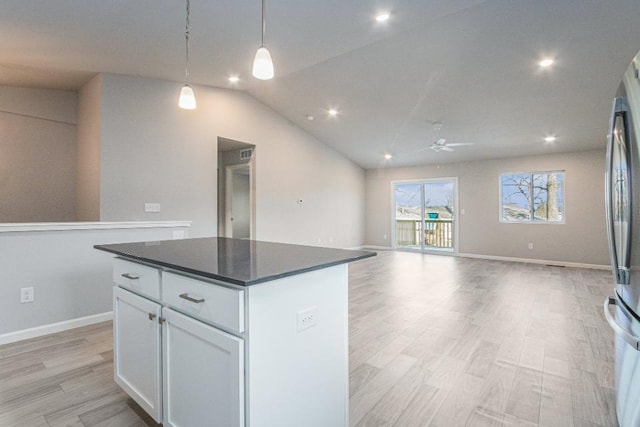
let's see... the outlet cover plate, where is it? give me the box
[297,306,317,332]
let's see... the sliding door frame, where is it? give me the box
[390,177,459,254]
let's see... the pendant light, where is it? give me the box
[179,0,196,109]
[252,0,274,80]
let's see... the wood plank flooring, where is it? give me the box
[0,251,618,426]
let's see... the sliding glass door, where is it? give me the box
[393,179,456,252]
[394,183,423,249]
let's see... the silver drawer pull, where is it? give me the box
[148,313,157,321]
[604,296,640,351]
[121,273,140,280]
[179,293,205,304]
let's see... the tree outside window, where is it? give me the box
[500,171,564,223]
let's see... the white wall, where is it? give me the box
[76,75,102,221]
[0,85,77,124]
[0,86,78,222]
[99,73,365,247]
[365,149,608,266]
[0,223,190,338]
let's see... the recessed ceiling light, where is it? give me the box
[544,136,557,143]
[539,58,555,68]
[384,153,393,160]
[328,109,339,117]
[375,12,390,22]
[228,75,240,83]
[306,115,315,121]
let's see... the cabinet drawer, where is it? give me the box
[113,258,161,300]
[162,272,244,333]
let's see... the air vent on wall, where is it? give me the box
[240,149,253,161]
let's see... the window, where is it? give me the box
[500,171,564,223]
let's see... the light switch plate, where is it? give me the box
[144,203,161,213]
[20,287,34,303]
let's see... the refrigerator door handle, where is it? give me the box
[605,97,632,284]
[605,100,620,282]
[604,296,640,351]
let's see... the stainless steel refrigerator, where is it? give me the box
[605,49,640,427]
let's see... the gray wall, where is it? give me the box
[365,149,609,265]
[0,224,189,336]
[76,75,102,221]
[99,73,366,247]
[0,86,78,222]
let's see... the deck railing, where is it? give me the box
[396,219,453,249]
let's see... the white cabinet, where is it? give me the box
[163,272,245,333]
[113,286,162,422]
[113,258,161,300]
[111,258,349,427]
[113,279,244,426]
[163,308,244,427]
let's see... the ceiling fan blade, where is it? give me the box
[446,142,474,147]
[440,146,454,152]
[435,138,447,146]
[416,146,431,152]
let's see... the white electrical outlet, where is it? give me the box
[297,306,317,332]
[461,209,466,215]
[383,234,388,240]
[20,287,34,303]
[172,230,185,239]
[528,243,534,250]
[144,203,161,213]
[329,237,334,243]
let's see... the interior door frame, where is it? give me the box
[225,162,255,239]
[390,177,459,254]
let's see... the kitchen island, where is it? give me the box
[95,237,374,427]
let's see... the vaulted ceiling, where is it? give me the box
[1,0,639,168]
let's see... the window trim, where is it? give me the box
[498,170,566,224]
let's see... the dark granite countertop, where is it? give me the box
[95,237,376,286]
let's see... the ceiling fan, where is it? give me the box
[418,123,474,153]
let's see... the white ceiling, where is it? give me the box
[1,0,639,169]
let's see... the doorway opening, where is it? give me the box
[217,137,256,239]
[392,178,458,253]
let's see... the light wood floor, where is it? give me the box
[0,251,618,426]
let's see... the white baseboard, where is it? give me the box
[455,252,609,270]
[358,246,609,270]
[0,311,113,346]
[361,245,394,251]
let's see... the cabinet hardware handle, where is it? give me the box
[159,317,166,324]
[148,313,157,321]
[121,273,140,280]
[179,293,205,303]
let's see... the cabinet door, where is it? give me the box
[163,308,244,427]
[113,286,162,422]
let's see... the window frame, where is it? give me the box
[498,170,566,224]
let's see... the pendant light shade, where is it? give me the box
[179,84,197,110]
[252,0,274,80]
[179,0,196,109]
[253,46,274,80]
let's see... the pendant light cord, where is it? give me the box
[261,0,266,47]
[184,0,191,83]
